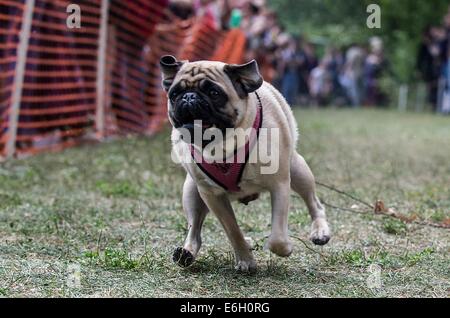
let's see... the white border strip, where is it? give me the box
[95,0,110,138]
[5,0,35,158]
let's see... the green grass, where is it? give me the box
[0,108,449,297]
[381,217,407,235]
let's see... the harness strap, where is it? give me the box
[190,92,263,192]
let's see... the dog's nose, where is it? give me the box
[182,92,198,106]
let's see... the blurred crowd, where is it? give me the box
[238,0,389,108]
[416,6,450,113]
[169,0,388,108]
[169,0,450,112]
[270,38,388,108]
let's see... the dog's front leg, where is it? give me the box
[173,175,209,267]
[266,182,293,257]
[198,190,256,272]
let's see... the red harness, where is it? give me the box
[190,92,263,192]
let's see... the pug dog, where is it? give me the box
[160,55,330,272]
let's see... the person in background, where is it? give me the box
[194,0,225,30]
[364,37,387,106]
[254,10,278,83]
[295,39,316,105]
[325,46,346,105]
[168,0,195,20]
[440,6,450,63]
[241,0,267,61]
[416,26,443,111]
[439,6,450,113]
[271,30,290,89]
[340,43,366,107]
[303,41,318,74]
[309,58,333,106]
[279,37,302,106]
[228,5,243,29]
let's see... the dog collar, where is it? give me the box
[189,92,263,192]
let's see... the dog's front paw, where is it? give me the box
[310,219,331,246]
[266,236,293,257]
[173,247,195,267]
[235,259,257,273]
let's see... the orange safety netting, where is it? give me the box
[0,0,247,159]
[102,0,168,136]
[211,28,246,64]
[18,0,101,156]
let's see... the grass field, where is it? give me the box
[0,109,449,298]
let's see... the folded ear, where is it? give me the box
[160,55,186,91]
[223,60,263,98]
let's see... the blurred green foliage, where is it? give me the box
[268,0,449,82]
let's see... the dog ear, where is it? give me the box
[223,60,263,98]
[160,55,186,91]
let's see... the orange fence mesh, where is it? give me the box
[17,0,101,156]
[0,0,247,159]
[103,0,168,136]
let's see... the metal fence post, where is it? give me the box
[5,0,35,158]
[398,84,408,112]
[437,77,445,113]
[95,0,110,139]
[414,82,425,112]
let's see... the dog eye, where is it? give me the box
[209,89,219,98]
[170,91,178,102]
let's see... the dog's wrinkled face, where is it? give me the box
[160,55,263,141]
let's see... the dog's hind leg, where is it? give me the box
[173,174,209,267]
[290,152,331,245]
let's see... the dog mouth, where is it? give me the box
[175,121,222,146]
[180,121,218,139]
[169,103,233,142]
[181,122,214,130]
[169,108,218,132]
[169,94,233,136]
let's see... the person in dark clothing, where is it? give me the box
[168,0,195,20]
[280,38,302,106]
[296,39,316,105]
[326,47,347,105]
[439,9,450,113]
[417,26,442,111]
[440,8,450,63]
